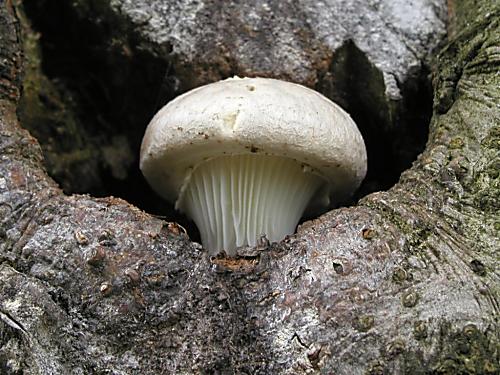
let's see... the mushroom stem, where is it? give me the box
[177,154,325,255]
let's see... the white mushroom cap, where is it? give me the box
[140,76,367,207]
[141,77,367,255]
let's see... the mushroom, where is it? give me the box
[140,77,367,255]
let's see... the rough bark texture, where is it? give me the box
[0,0,499,374]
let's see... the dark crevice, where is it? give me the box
[317,40,432,200]
[20,3,432,239]
[20,0,193,233]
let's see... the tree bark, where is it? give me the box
[1,0,498,374]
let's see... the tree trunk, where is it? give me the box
[0,0,498,374]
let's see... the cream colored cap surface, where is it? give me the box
[140,77,367,206]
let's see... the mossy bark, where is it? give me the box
[0,0,498,374]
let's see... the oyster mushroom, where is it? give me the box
[140,77,367,255]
